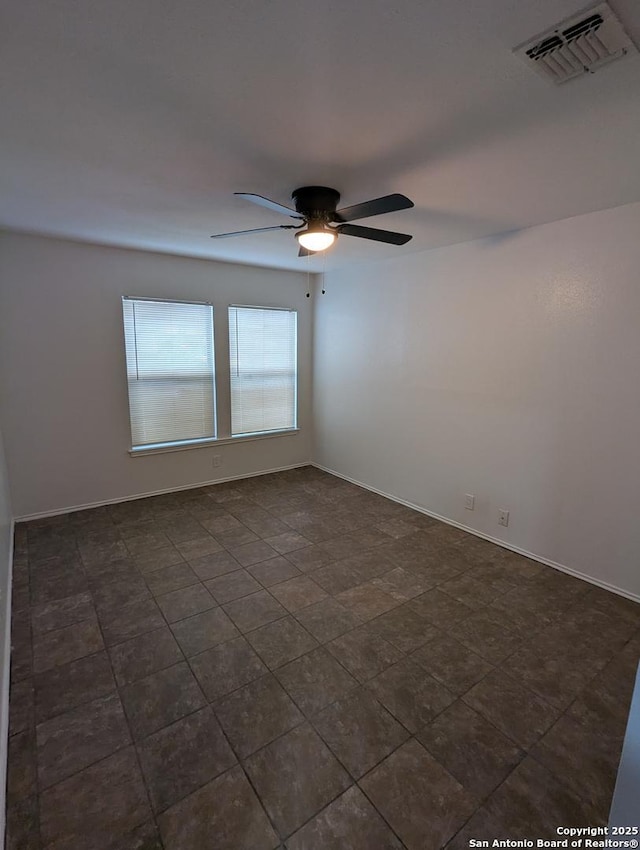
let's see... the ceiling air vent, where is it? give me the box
[514,2,637,84]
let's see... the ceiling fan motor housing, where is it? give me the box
[291,186,341,222]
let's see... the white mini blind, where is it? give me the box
[229,306,297,436]
[122,297,216,449]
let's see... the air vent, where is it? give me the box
[514,2,637,84]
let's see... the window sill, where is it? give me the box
[129,429,300,457]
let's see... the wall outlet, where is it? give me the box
[464,494,475,511]
[212,455,222,468]
[498,509,510,527]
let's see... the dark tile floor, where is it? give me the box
[6,466,640,849]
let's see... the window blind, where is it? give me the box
[229,306,297,436]
[122,297,216,449]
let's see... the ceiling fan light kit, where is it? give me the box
[211,185,415,256]
[296,223,337,252]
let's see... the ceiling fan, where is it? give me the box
[210,186,414,256]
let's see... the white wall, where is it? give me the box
[0,424,13,848]
[0,233,313,517]
[313,201,640,600]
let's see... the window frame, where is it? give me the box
[228,303,299,439]
[123,297,300,457]
[122,295,217,453]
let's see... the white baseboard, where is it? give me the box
[312,462,640,605]
[0,518,15,850]
[15,462,310,523]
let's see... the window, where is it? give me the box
[122,297,216,450]
[229,306,297,437]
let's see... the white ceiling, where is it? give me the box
[2,0,640,272]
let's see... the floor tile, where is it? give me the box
[327,627,403,683]
[138,706,237,813]
[247,616,318,669]
[265,531,312,554]
[189,636,268,701]
[175,534,223,561]
[246,723,350,838]
[531,713,622,817]
[205,569,262,603]
[171,607,239,656]
[85,557,146,592]
[319,534,369,560]
[162,514,209,544]
[371,567,433,601]
[312,688,409,778]
[39,747,151,850]
[311,562,363,594]
[9,678,35,737]
[133,546,184,574]
[270,576,328,612]
[78,538,129,570]
[446,807,510,849]
[248,556,302,587]
[463,669,561,749]
[367,605,439,652]
[223,589,287,632]
[276,647,358,716]
[10,471,633,850]
[449,608,522,664]
[5,794,40,850]
[32,618,104,673]
[286,785,402,850]
[408,589,474,629]
[439,572,505,609]
[216,526,260,549]
[109,626,184,686]
[366,657,455,732]
[100,597,165,646]
[7,728,37,804]
[230,539,279,568]
[93,573,151,617]
[188,549,242,580]
[30,591,94,635]
[200,512,243,535]
[497,550,545,582]
[294,597,363,643]
[360,738,476,850]
[417,700,524,797]
[487,593,550,638]
[285,544,335,572]
[156,582,216,623]
[335,583,398,621]
[120,662,206,740]
[35,650,116,721]
[144,561,200,596]
[501,642,604,710]
[36,692,131,788]
[411,633,494,695]
[483,756,605,835]
[157,765,279,850]
[245,516,291,538]
[214,673,303,758]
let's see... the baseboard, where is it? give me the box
[0,518,15,850]
[312,462,640,605]
[15,462,311,523]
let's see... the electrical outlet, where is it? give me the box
[212,455,222,468]
[498,509,510,527]
[464,494,475,511]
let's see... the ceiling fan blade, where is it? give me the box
[210,225,299,239]
[298,245,317,257]
[333,193,414,223]
[336,223,412,245]
[235,193,303,219]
